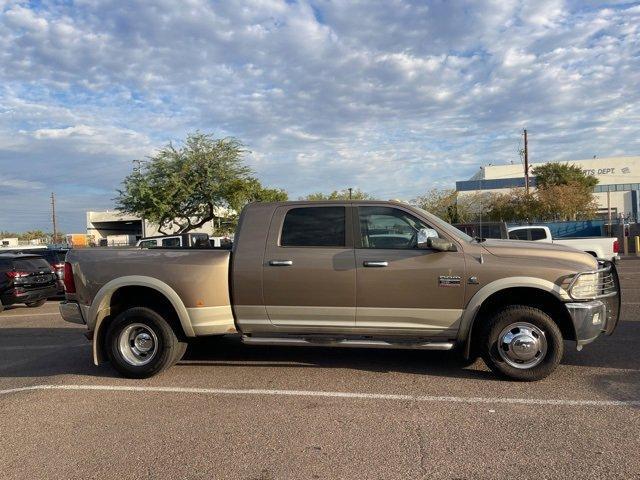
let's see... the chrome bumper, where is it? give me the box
[565,300,608,349]
[59,301,85,325]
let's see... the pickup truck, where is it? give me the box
[60,201,621,381]
[507,225,620,261]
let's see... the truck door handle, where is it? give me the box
[269,260,293,266]
[363,261,388,267]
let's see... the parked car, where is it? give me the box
[507,226,619,261]
[60,201,620,381]
[0,253,58,311]
[136,233,210,248]
[36,249,68,296]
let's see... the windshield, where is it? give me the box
[413,206,474,243]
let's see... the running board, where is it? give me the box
[241,335,454,351]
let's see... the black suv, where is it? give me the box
[0,253,58,312]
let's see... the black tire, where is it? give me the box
[26,299,47,308]
[173,342,188,364]
[105,307,185,378]
[480,305,563,381]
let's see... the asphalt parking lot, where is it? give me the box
[1,262,639,479]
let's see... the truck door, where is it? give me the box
[263,205,356,328]
[354,205,466,335]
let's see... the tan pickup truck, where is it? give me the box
[60,201,621,381]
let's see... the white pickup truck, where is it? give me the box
[507,226,619,261]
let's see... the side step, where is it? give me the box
[241,335,454,351]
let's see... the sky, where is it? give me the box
[0,0,639,233]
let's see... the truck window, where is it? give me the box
[359,206,434,249]
[161,237,181,247]
[509,229,529,240]
[280,207,345,247]
[138,240,157,248]
[530,228,547,241]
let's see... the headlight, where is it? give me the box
[569,272,599,299]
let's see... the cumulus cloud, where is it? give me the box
[0,0,638,231]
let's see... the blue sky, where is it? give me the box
[0,0,639,232]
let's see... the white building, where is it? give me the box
[456,156,640,221]
[86,209,231,246]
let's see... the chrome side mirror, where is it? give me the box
[417,228,439,249]
[427,237,456,252]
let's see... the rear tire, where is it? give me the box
[480,305,563,381]
[106,307,185,378]
[26,299,46,308]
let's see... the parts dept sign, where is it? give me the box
[582,166,632,176]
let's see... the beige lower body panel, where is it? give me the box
[188,306,237,335]
[357,307,463,331]
[234,305,462,337]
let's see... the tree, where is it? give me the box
[533,162,598,189]
[413,188,486,223]
[532,162,599,220]
[115,132,286,234]
[485,189,540,222]
[303,188,372,201]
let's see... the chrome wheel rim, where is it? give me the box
[118,323,158,366]
[497,322,547,369]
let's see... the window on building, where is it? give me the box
[280,207,346,247]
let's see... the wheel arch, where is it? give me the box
[459,277,574,358]
[90,276,195,365]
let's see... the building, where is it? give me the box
[456,156,640,221]
[86,209,231,246]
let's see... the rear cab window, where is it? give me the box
[280,207,346,247]
[530,228,547,241]
[509,229,529,240]
[161,237,181,247]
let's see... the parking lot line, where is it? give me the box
[1,384,638,407]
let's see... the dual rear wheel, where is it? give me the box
[106,307,187,378]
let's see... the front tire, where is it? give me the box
[106,307,185,378]
[480,306,563,381]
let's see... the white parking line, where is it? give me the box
[0,384,638,407]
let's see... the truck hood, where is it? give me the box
[480,238,598,269]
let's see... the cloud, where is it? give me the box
[0,0,638,232]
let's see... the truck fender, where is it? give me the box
[90,275,195,365]
[458,276,571,358]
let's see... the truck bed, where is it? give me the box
[66,248,233,322]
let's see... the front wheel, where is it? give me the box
[480,306,563,381]
[105,307,185,378]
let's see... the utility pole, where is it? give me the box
[348,187,353,200]
[523,129,530,195]
[51,192,58,244]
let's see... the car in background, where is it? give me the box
[0,253,58,312]
[507,226,619,261]
[37,249,69,296]
[136,233,210,248]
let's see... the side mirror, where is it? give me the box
[427,237,456,252]
[417,228,439,249]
